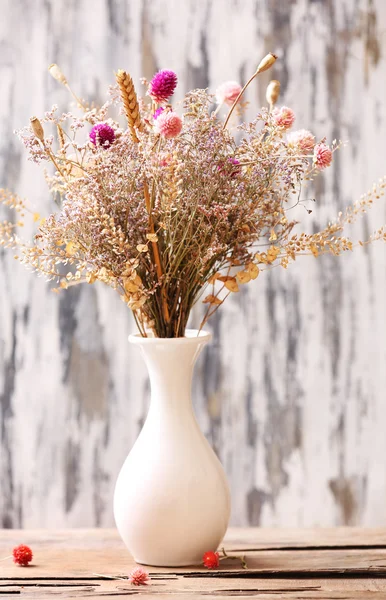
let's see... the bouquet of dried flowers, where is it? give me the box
[1,53,385,337]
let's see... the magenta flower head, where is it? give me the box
[153,107,165,120]
[89,123,115,148]
[149,70,178,103]
[218,157,241,178]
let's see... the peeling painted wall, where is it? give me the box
[1,0,386,528]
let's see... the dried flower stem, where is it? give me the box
[220,547,248,569]
[116,68,170,324]
[48,64,87,110]
[144,182,170,323]
[223,53,277,129]
[92,573,127,581]
[45,146,68,181]
[66,84,87,110]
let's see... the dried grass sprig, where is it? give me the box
[223,52,277,129]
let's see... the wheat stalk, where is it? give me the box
[116,70,169,324]
[116,70,143,142]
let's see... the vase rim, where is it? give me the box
[129,329,212,345]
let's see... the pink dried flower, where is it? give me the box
[149,70,178,103]
[272,106,295,129]
[287,129,315,153]
[215,81,242,106]
[89,123,115,147]
[313,142,333,170]
[129,566,149,586]
[154,111,182,138]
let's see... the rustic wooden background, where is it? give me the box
[0,0,385,529]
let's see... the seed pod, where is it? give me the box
[30,117,44,142]
[266,79,280,108]
[256,52,277,74]
[48,63,67,85]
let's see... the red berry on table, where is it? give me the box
[203,550,220,569]
[12,544,33,566]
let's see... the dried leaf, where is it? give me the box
[224,278,239,292]
[146,233,158,243]
[124,279,139,293]
[203,294,222,305]
[247,263,259,279]
[66,241,78,256]
[266,246,280,263]
[236,270,251,284]
[86,272,97,284]
[132,274,142,286]
[129,297,147,310]
[136,244,148,253]
[208,273,220,285]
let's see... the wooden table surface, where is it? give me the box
[1,528,386,598]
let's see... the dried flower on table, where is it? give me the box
[12,545,33,566]
[128,566,149,585]
[203,551,220,569]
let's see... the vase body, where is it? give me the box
[113,330,231,567]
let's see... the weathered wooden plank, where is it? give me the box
[2,577,386,598]
[3,527,386,551]
[1,0,386,531]
[2,529,386,582]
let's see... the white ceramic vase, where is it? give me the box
[113,329,231,567]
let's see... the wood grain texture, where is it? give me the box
[0,0,386,529]
[2,528,386,598]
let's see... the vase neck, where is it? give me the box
[130,330,211,411]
